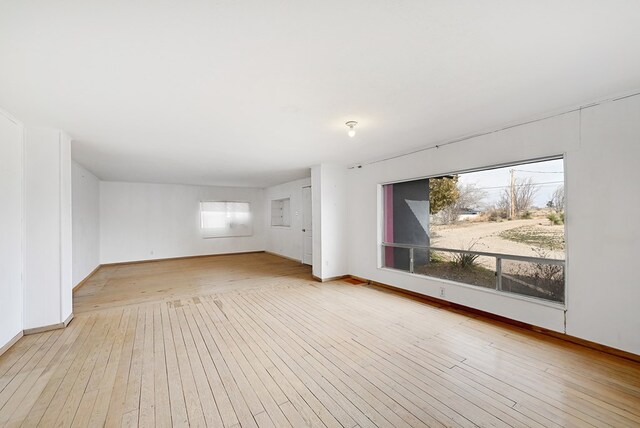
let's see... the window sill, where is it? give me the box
[378,266,566,311]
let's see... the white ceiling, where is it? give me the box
[1,1,640,187]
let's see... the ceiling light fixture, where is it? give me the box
[346,121,358,138]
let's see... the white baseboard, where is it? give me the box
[0,331,24,357]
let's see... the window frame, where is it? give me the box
[377,154,568,308]
[199,200,253,238]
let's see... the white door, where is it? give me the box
[302,186,313,265]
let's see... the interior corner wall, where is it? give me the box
[265,176,311,261]
[0,110,24,349]
[346,93,640,355]
[311,166,323,278]
[59,132,73,320]
[311,164,348,280]
[23,127,73,330]
[72,161,100,286]
[99,181,266,264]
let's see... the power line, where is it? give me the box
[464,180,564,191]
[513,169,564,174]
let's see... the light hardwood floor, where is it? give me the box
[1,252,640,427]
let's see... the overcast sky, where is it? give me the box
[458,158,564,208]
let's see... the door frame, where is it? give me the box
[301,185,312,265]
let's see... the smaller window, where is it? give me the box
[271,198,291,227]
[200,201,253,238]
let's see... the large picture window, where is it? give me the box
[200,201,253,238]
[382,157,566,303]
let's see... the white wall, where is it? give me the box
[23,127,73,330]
[265,177,311,261]
[100,181,266,264]
[72,161,100,286]
[312,164,349,280]
[311,166,322,277]
[60,133,73,319]
[565,95,640,354]
[348,113,578,333]
[0,109,24,348]
[347,94,640,354]
[0,108,74,347]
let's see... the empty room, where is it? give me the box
[1,1,640,427]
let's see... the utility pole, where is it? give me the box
[509,169,516,219]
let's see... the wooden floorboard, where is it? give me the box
[1,252,639,427]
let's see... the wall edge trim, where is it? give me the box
[72,265,102,293]
[312,274,349,283]
[0,331,24,357]
[101,250,266,267]
[345,275,640,363]
[23,313,73,336]
[264,251,302,264]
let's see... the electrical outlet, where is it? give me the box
[439,287,445,298]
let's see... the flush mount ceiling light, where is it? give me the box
[346,121,358,138]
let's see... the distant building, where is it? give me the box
[458,208,480,221]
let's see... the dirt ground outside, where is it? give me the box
[425,214,566,302]
[430,218,565,261]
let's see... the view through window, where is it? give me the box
[200,201,253,238]
[382,158,566,303]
